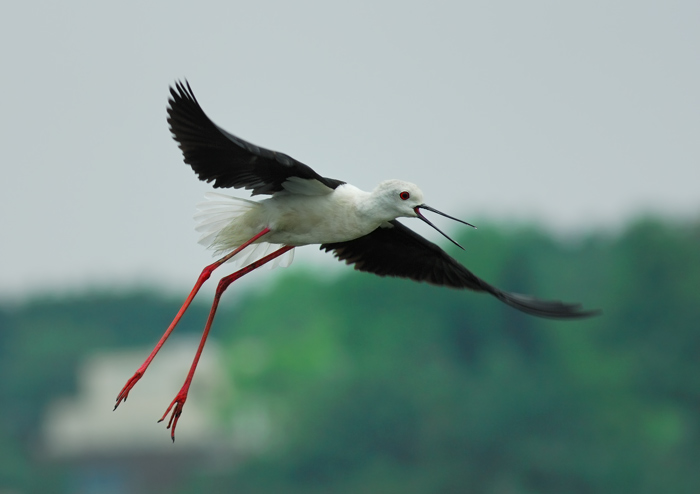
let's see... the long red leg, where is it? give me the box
[159,244,294,441]
[114,228,272,410]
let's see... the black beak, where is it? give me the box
[414,205,476,250]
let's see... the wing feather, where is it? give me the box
[167,81,345,195]
[321,221,598,319]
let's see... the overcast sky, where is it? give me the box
[1,0,698,302]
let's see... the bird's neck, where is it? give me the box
[356,189,399,225]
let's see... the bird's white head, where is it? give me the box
[371,179,476,249]
[372,180,425,218]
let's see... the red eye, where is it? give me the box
[400,191,410,200]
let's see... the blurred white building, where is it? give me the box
[41,338,260,493]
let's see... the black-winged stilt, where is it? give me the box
[114,81,598,440]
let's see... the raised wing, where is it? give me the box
[321,221,598,319]
[167,80,346,195]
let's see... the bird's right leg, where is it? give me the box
[114,227,271,410]
[159,244,294,441]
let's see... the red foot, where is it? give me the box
[158,389,188,442]
[114,371,144,410]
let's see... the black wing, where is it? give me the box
[321,221,599,319]
[167,80,346,195]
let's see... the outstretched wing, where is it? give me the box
[167,80,346,195]
[321,220,598,319]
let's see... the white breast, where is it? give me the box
[261,184,377,246]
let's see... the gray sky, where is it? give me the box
[1,0,698,301]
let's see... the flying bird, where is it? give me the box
[114,80,598,440]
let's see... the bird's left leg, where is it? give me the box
[114,227,271,410]
[159,244,295,441]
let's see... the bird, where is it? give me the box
[114,80,598,441]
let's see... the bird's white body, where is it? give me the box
[195,179,425,268]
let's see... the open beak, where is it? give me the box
[414,205,476,250]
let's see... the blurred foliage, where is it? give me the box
[1,217,699,493]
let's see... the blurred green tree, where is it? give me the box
[1,218,699,493]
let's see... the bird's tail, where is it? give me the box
[194,192,294,269]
